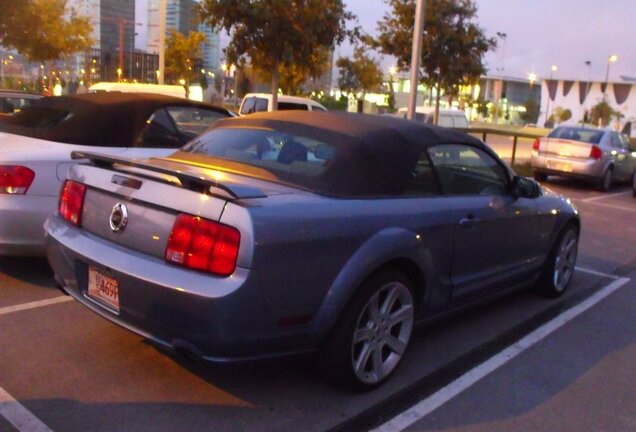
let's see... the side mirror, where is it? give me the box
[511,175,541,199]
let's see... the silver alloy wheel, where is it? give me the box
[553,229,578,292]
[351,281,414,385]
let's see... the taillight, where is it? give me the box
[59,180,86,226]
[532,138,541,152]
[589,145,603,160]
[165,214,240,277]
[0,165,35,194]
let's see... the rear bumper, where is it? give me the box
[0,194,57,256]
[44,215,315,363]
[531,153,606,180]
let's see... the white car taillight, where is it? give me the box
[0,165,35,194]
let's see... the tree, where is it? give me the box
[165,29,206,98]
[198,0,356,110]
[371,0,495,123]
[590,100,615,127]
[553,106,572,124]
[278,48,332,95]
[0,0,92,62]
[336,47,383,111]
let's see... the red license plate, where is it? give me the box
[87,266,120,311]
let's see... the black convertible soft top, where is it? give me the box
[196,111,486,196]
[0,92,228,147]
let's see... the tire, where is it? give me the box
[533,171,548,182]
[537,224,579,298]
[318,269,415,391]
[598,168,613,192]
[632,171,636,198]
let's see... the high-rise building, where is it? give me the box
[147,0,220,71]
[166,0,198,34]
[68,0,136,53]
[199,24,220,71]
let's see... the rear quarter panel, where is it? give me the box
[240,194,457,319]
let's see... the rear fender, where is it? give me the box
[306,227,431,344]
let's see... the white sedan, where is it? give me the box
[0,92,233,256]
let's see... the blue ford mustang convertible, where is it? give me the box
[45,111,579,390]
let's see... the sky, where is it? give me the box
[136,0,636,82]
[347,0,636,82]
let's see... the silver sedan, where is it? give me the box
[531,126,636,191]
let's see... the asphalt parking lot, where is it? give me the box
[1,179,635,432]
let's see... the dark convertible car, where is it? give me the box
[45,111,580,390]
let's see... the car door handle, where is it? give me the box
[459,215,480,228]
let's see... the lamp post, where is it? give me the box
[603,54,618,99]
[493,32,507,124]
[496,32,507,75]
[544,65,557,126]
[407,0,425,121]
[582,60,592,125]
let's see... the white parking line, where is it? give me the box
[575,266,620,279]
[0,296,71,431]
[0,386,54,432]
[373,275,631,432]
[580,190,632,203]
[0,297,73,317]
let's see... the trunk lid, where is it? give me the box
[540,137,594,159]
[70,151,291,260]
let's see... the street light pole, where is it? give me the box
[158,0,166,84]
[603,54,618,100]
[493,32,507,124]
[407,0,426,120]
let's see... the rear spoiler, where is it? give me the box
[71,151,267,199]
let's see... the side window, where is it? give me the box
[402,152,441,196]
[610,132,622,149]
[311,105,327,112]
[166,106,227,136]
[254,98,269,112]
[137,108,183,148]
[428,144,509,195]
[240,97,256,115]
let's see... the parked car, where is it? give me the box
[394,106,470,129]
[239,93,327,115]
[45,111,579,390]
[0,89,42,115]
[531,126,636,191]
[0,92,233,256]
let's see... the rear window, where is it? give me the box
[0,96,40,114]
[548,126,603,144]
[5,107,72,130]
[181,128,335,188]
